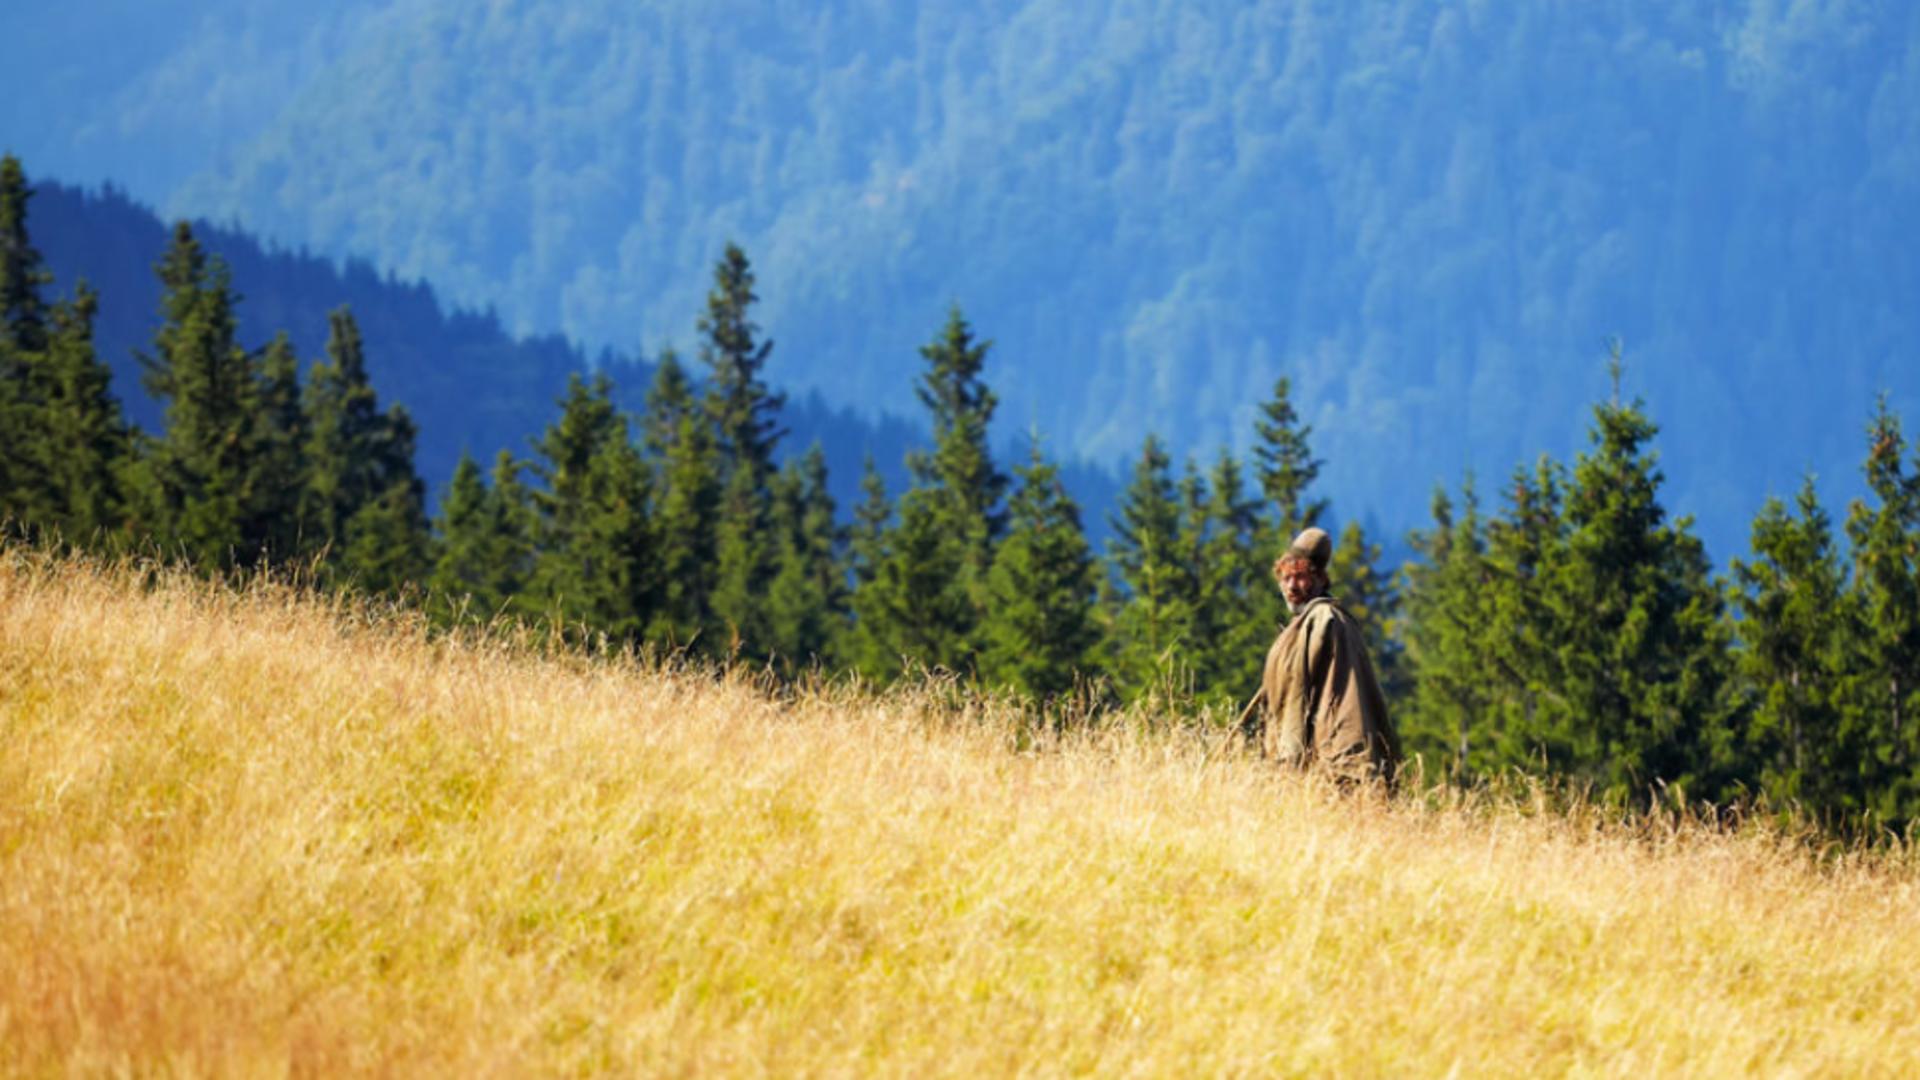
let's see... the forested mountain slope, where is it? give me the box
[26,181,941,515]
[7,1,1918,555]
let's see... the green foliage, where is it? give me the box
[1398,484,1499,780]
[1253,376,1326,540]
[765,445,845,674]
[1327,519,1405,701]
[644,353,722,651]
[1186,450,1271,705]
[0,154,50,358]
[1840,400,1920,827]
[1542,381,1736,803]
[848,309,1007,681]
[980,441,1102,701]
[528,373,656,641]
[1107,435,1197,704]
[1730,477,1857,821]
[700,245,782,658]
[35,282,130,544]
[249,332,305,560]
[426,449,541,624]
[135,222,268,569]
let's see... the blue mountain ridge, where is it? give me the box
[7,1,1918,561]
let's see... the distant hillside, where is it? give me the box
[10,2,1918,556]
[30,180,1090,523]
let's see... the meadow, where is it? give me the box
[2,549,1916,1076]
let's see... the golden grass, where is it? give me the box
[3,550,1917,1077]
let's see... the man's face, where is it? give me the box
[1275,558,1325,611]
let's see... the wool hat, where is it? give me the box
[1284,526,1333,572]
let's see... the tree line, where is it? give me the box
[4,154,1917,835]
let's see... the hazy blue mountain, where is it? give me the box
[27,180,999,523]
[8,1,1918,559]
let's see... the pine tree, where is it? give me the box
[640,348,694,461]
[1539,357,1735,805]
[136,222,264,569]
[1108,435,1198,704]
[913,306,1008,573]
[36,282,129,544]
[645,356,722,651]
[699,245,783,656]
[249,332,305,561]
[528,373,655,640]
[1399,483,1501,781]
[980,441,1102,702]
[429,452,498,621]
[338,456,431,597]
[700,244,784,484]
[1840,399,1920,826]
[1252,376,1327,539]
[0,154,54,528]
[1475,457,1572,772]
[1327,518,1406,699]
[1730,476,1858,821]
[1190,450,1271,705]
[861,482,975,677]
[301,307,429,587]
[302,308,383,550]
[850,309,1008,679]
[842,457,897,678]
[0,155,50,357]
[765,445,845,673]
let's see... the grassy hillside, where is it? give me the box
[2,550,1916,1074]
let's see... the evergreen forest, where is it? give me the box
[5,153,1920,836]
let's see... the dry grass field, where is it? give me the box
[3,549,1917,1076]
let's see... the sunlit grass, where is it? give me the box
[2,548,1916,1075]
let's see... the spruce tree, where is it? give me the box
[699,245,783,656]
[645,355,722,650]
[1539,360,1735,804]
[1731,477,1858,820]
[765,445,844,673]
[338,455,431,597]
[1399,483,1501,781]
[842,457,898,678]
[1191,450,1271,705]
[429,452,498,621]
[862,482,975,677]
[980,441,1102,701]
[137,222,263,569]
[36,282,129,544]
[302,307,429,587]
[1841,399,1920,826]
[1108,435,1198,704]
[852,309,1008,678]
[249,332,306,561]
[0,154,54,527]
[0,155,50,357]
[1327,518,1406,699]
[1252,376,1327,539]
[302,308,383,549]
[914,306,1008,573]
[640,348,694,461]
[528,373,656,640]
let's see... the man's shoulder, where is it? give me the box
[1297,596,1352,626]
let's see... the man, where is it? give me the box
[1237,526,1403,787]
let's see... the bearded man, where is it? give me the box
[1237,526,1403,787]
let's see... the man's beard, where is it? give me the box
[1284,595,1300,616]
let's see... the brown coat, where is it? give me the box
[1248,595,1402,785]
